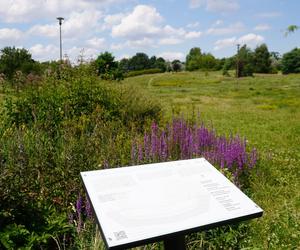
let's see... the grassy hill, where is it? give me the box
[123,71,300,249]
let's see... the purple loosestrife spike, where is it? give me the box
[151,122,158,159]
[160,131,167,161]
[76,194,82,215]
[138,143,143,163]
[144,134,150,161]
[76,195,83,233]
[249,148,258,168]
[131,140,136,164]
[85,197,93,219]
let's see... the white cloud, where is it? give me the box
[157,52,185,61]
[0,0,124,23]
[214,37,237,50]
[257,12,282,18]
[30,44,59,61]
[29,24,57,38]
[213,20,223,26]
[214,33,264,50]
[111,5,202,48]
[112,5,163,39]
[63,10,103,38]
[103,13,125,29]
[185,31,202,39]
[186,22,200,28]
[237,33,264,46]
[189,0,239,13]
[28,10,102,41]
[207,22,245,35]
[159,38,183,45]
[110,38,156,50]
[86,37,106,49]
[0,28,23,44]
[254,24,271,31]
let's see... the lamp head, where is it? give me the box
[57,17,64,25]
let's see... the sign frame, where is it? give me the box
[81,158,263,250]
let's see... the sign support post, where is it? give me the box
[164,235,186,250]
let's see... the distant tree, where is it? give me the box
[129,53,150,71]
[171,60,182,72]
[118,58,130,72]
[95,52,122,80]
[149,56,157,68]
[0,46,38,80]
[215,58,226,71]
[253,44,271,73]
[237,45,254,77]
[201,53,217,70]
[269,52,281,73]
[281,48,300,74]
[154,57,167,72]
[222,57,235,76]
[186,47,202,71]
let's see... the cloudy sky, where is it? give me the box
[0,0,299,62]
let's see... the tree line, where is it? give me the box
[1,44,300,84]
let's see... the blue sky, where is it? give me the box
[0,0,299,62]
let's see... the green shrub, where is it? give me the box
[0,66,162,249]
[124,68,163,78]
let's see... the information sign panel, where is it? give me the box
[81,158,263,250]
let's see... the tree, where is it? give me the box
[154,57,167,72]
[0,46,38,80]
[129,53,150,71]
[95,52,122,80]
[253,44,271,73]
[270,52,281,73]
[201,53,216,70]
[171,60,182,72]
[186,47,202,71]
[281,48,300,74]
[222,57,235,76]
[237,45,254,77]
[118,58,130,72]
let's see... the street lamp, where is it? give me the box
[57,17,64,62]
[236,44,240,78]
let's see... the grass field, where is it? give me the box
[123,71,300,249]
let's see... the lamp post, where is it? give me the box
[57,17,64,62]
[236,44,240,78]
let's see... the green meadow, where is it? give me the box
[123,71,300,249]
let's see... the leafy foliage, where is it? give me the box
[94,51,123,80]
[285,25,299,36]
[186,47,202,71]
[0,46,41,80]
[171,59,183,72]
[253,44,272,73]
[281,47,300,74]
[0,65,161,249]
[119,53,167,73]
[237,45,254,77]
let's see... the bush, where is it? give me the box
[281,48,300,74]
[0,66,162,249]
[124,68,163,78]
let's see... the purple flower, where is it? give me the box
[85,197,93,219]
[130,117,258,185]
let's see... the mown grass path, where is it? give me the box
[123,71,300,249]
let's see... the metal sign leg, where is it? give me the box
[164,235,186,250]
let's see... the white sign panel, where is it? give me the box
[81,158,263,249]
